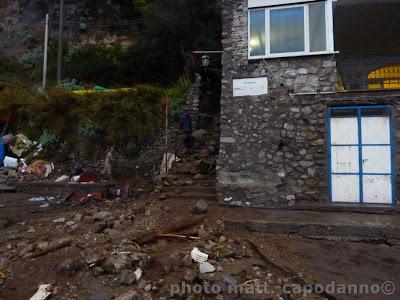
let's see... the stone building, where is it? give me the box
[217,0,400,208]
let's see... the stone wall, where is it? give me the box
[217,0,337,207]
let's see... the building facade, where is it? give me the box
[217,0,400,208]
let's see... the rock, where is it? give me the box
[174,162,194,174]
[56,258,84,275]
[118,269,137,285]
[93,211,111,221]
[199,148,210,157]
[221,274,238,287]
[0,218,9,229]
[185,180,194,186]
[144,284,152,293]
[85,255,101,266]
[183,268,197,282]
[192,129,208,144]
[219,236,227,243]
[37,241,49,250]
[19,244,35,257]
[0,256,10,270]
[193,199,208,214]
[182,254,193,267]
[219,251,237,259]
[73,213,83,222]
[103,253,132,274]
[93,267,104,276]
[199,262,216,274]
[193,174,206,180]
[93,222,108,234]
[53,218,65,224]
[66,221,75,226]
[115,291,141,300]
[196,160,213,174]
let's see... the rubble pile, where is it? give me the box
[0,190,321,300]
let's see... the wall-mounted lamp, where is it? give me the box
[201,55,210,68]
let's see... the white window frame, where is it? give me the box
[248,0,334,59]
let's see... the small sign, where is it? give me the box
[233,77,268,97]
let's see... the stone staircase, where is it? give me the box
[155,112,219,202]
[156,141,218,201]
[159,173,217,201]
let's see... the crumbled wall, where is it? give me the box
[217,0,338,207]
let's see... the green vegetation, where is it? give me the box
[1,0,221,87]
[0,84,168,160]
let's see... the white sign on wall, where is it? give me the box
[233,77,268,97]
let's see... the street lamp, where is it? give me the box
[201,55,210,68]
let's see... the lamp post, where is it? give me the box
[201,55,210,68]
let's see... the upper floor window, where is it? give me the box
[249,0,334,59]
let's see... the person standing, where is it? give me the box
[179,109,194,149]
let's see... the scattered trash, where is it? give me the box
[65,192,103,207]
[55,175,69,183]
[53,218,66,224]
[30,196,58,202]
[134,268,143,280]
[71,175,80,182]
[160,153,179,174]
[193,199,208,214]
[10,134,33,157]
[78,170,99,183]
[199,261,216,273]
[224,197,233,202]
[221,273,238,287]
[113,185,129,200]
[191,247,208,263]
[70,166,83,177]
[29,284,52,300]
[40,203,50,208]
[3,156,18,169]
[28,160,54,178]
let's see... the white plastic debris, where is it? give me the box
[55,175,69,183]
[191,247,208,263]
[44,163,54,178]
[3,156,18,169]
[134,268,143,280]
[199,261,216,274]
[29,284,52,300]
[160,153,180,174]
[223,197,233,202]
[71,175,80,182]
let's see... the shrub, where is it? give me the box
[0,83,164,158]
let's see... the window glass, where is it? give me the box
[249,10,266,56]
[270,7,304,54]
[309,2,327,52]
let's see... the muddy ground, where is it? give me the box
[0,185,398,300]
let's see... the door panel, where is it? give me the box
[361,117,390,144]
[329,107,394,204]
[330,118,358,145]
[363,175,392,204]
[331,175,360,203]
[362,146,391,173]
[331,146,359,173]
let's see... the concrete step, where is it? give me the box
[162,186,215,193]
[223,210,400,240]
[164,192,217,201]
[16,181,112,196]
